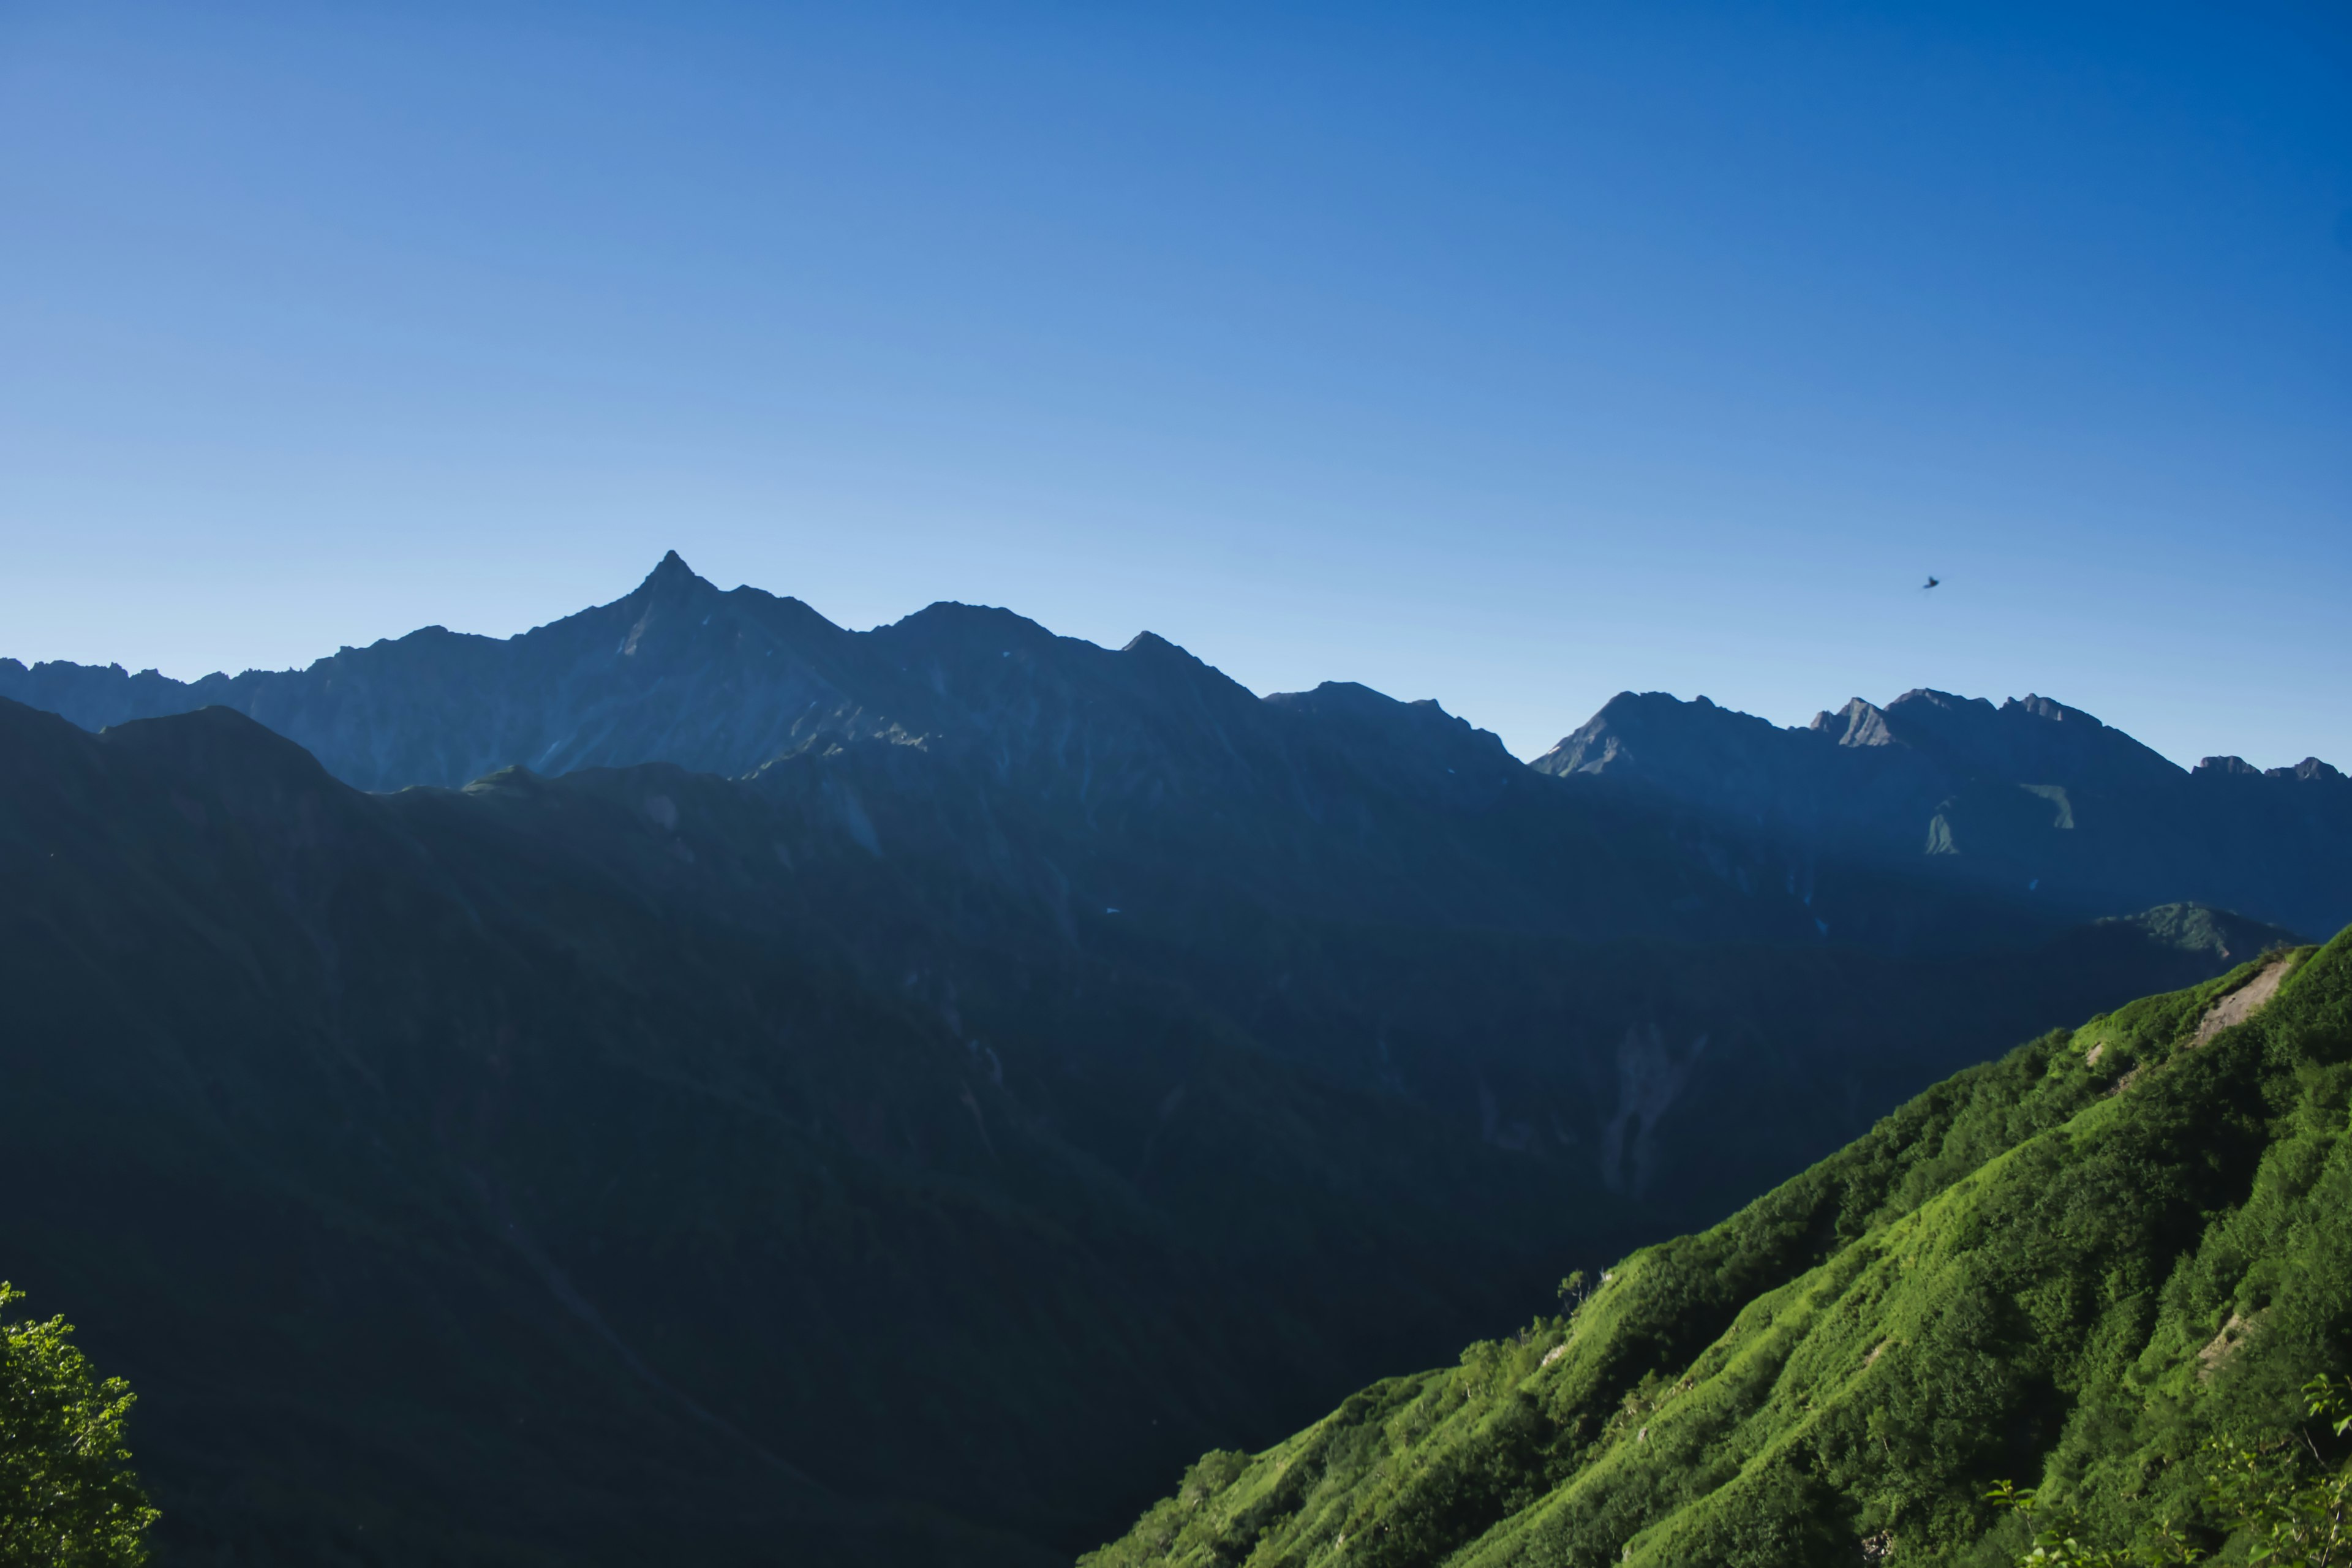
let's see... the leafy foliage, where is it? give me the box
[1087,930,2352,1567]
[1988,1376,2352,1568]
[1,1284,158,1566]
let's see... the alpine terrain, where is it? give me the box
[1,557,2342,1564]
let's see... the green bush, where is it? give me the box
[1989,1374,2352,1568]
[1,1284,158,1566]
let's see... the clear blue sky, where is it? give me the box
[3,1,2347,766]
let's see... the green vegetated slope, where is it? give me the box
[1088,929,2352,1568]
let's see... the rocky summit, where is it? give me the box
[1536,687,2352,939]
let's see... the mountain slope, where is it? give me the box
[0,698,1580,1563]
[1085,929,2352,1568]
[0,697,2293,1566]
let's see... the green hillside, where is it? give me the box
[1087,929,2352,1567]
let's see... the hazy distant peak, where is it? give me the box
[1271,677,1386,708]
[2003,692,2103,726]
[1118,629,1200,662]
[1537,683,2184,788]
[2198,754,2351,785]
[1536,689,1791,777]
[620,549,726,614]
[876,600,1063,660]
[1263,681,1517,796]
[1545,684,2342,804]
[641,548,699,587]
[1813,697,1894,747]
[1126,628,1262,692]
[1887,687,1991,713]
[2196,755,2264,776]
[1268,679,1474,730]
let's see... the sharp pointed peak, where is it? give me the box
[1120,629,1201,660]
[631,550,717,601]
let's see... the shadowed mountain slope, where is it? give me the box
[0,698,2291,1566]
[0,697,1581,1564]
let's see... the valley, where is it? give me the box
[1,559,2339,1564]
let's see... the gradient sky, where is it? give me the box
[2,1,2347,766]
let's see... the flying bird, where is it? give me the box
[1921,575,1940,590]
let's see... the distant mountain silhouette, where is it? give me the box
[1537,687,2351,938]
[6,552,2341,941]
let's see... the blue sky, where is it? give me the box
[2,0,2346,766]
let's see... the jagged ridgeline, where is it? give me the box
[1088,932,2352,1568]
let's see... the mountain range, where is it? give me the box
[1539,687,2352,940]
[2,556,2343,1564]
[7,552,2345,948]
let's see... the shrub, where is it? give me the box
[1,1283,159,1566]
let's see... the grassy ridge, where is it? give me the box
[1087,929,2352,1567]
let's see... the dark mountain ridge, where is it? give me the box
[7,553,2342,949]
[1537,686,2352,938]
[0,549,1501,805]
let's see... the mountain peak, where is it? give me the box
[638,550,703,594]
[876,600,1061,659]
[1809,697,1894,747]
[1120,630,1204,664]
[2196,755,2263,777]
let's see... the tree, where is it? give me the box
[1991,1376,2352,1568]
[1,1283,159,1566]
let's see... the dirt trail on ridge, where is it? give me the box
[2190,954,2294,1047]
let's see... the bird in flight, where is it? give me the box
[1921,575,1940,590]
